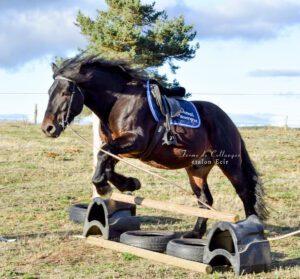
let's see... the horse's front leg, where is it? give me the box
[92,132,143,196]
[107,158,141,192]
[91,145,114,196]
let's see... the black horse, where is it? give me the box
[42,56,268,238]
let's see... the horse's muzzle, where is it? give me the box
[41,115,62,138]
[42,124,59,137]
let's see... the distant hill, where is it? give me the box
[0,114,28,122]
[229,113,288,127]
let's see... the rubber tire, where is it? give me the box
[166,238,207,262]
[120,230,176,252]
[69,203,88,224]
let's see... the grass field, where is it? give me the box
[0,122,299,279]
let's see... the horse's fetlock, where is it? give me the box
[92,173,107,186]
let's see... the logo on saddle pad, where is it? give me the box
[146,80,201,129]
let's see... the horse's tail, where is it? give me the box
[240,138,269,220]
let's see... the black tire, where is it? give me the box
[166,238,207,262]
[69,203,88,224]
[120,230,176,252]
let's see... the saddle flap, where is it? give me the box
[163,96,181,118]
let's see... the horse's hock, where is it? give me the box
[83,197,140,240]
[203,215,272,275]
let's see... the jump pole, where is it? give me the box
[111,192,239,223]
[86,236,212,274]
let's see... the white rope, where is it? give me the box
[238,229,300,252]
[267,229,300,242]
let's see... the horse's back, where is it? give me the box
[192,100,238,130]
[192,100,241,155]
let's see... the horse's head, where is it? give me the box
[41,63,84,137]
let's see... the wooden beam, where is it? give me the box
[86,236,212,274]
[111,192,239,223]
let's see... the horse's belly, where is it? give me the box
[141,146,204,170]
[141,125,209,169]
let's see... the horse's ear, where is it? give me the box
[51,63,58,73]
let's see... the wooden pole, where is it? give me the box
[284,115,288,130]
[92,113,101,198]
[111,192,239,223]
[34,104,38,125]
[86,236,212,274]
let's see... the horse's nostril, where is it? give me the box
[46,125,56,134]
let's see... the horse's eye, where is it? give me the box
[62,91,70,96]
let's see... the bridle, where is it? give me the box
[54,76,84,129]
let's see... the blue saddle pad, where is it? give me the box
[146,80,201,128]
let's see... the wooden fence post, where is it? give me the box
[92,113,101,198]
[34,104,38,125]
[284,115,288,130]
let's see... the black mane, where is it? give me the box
[52,54,187,97]
[53,55,148,82]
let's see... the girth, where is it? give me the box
[140,119,166,161]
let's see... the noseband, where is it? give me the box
[54,76,84,129]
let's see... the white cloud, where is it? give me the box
[0,0,103,69]
[249,69,300,77]
[1,0,300,69]
[165,0,300,40]
[0,9,86,68]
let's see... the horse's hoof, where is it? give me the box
[130,177,141,190]
[181,230,203,239]
[96,184,113,200]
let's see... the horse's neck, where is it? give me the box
[84,87,117,123]
[81,70,135,122]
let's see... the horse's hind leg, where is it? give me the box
[107,159,141,192]
[214,139,268,220]
[183,156,214,238]
[218,159,267,220]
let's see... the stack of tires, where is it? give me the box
[120,230,207,262]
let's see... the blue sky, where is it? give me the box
[0,0,299,126]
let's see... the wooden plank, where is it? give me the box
[86,236,212,274]
[111,192,239,223]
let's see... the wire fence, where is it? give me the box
[1,92,300,95]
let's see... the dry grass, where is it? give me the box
[0,122,299,278]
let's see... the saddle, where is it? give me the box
[150,83,183,145]
[141,81,200,161]
[159,86,186,98]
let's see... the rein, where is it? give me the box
[55,76,84,129]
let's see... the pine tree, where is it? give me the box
[76,0,199,81]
